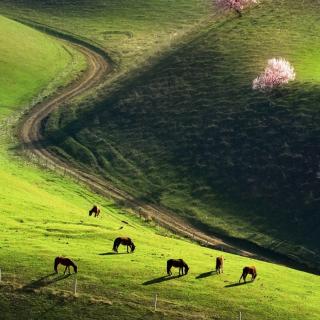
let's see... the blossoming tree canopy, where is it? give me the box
[252,58,296,91]
[215,0,258,15]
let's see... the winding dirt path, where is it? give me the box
[18,23,310,272]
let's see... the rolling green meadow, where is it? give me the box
[0,0,320,319]
[0,0,211,74]
[0,127,319,319]
[0,15,86,116]
[2,0,318,269]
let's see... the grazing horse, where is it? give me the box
[239,266,257,283]
[113,237,135,253]
[167,259,189,276]
[89,205,100,217]
[54,257,77,274]
[215,256,224,274]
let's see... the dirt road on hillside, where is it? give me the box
[17,22,313,273]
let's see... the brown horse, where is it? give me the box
[89,205,100,217]
[113,237,135,253]
[167,259,189,276]
[239,266,257,283]
[215,256,224,274]
[54,257,77,274]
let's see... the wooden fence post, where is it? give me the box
[154,293,158,311]
[73,275,77,296]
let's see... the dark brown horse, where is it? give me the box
[113,237,135,253]
[215,256,224,274]
[54,257,77,274]
[167,259,189,276]
[89,205,100,217]
[239,266,257,282]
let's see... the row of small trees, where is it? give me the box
[215,0,296,91]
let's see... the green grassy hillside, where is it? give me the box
[0,15,85,117]
[0,100,319,319]
[1,168,319,320]
[2,0,319,269]
[38,0,320,270]
[0,7,319,320]
[0,0,210,73]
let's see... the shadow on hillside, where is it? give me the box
[142,275,181,285]
[224,281,253,288]
[98,252,128,256]
[195,270,216,279]
[21,273,71,291]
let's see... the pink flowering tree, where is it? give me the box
[252,58,296,91]
[215,0,258,16]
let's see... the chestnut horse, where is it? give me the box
[89,205,100,217]
[54,257,77,274]
[167,259,189,276]
[215,256,224,274]
[113,237,135,253]
[239,266,257,282]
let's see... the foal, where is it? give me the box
[239,266,257,283]
[54,257,78,274]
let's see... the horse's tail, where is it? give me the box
[113,238,119,252]
[54,257,59,273]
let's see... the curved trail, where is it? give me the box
[18,24,308,272]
